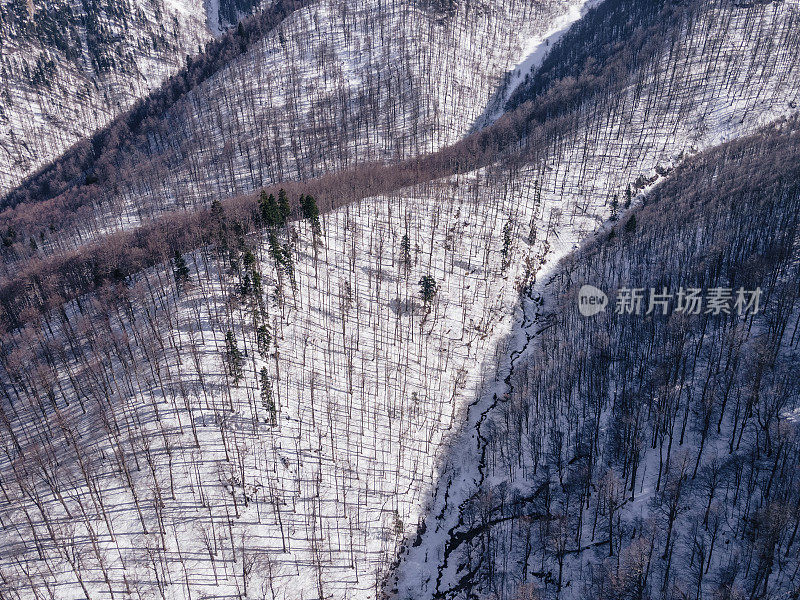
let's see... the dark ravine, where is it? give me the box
[388,272,553,598]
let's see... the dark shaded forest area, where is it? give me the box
[405,118,800,600]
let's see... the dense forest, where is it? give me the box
[394,117,800,600]
[0,0,798,598]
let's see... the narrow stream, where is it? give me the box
[392,273,554,598]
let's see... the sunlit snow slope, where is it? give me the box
[0,0,591,262]
[0,0,799,599]
[0,0,268,195]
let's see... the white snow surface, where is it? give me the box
[205,0,223,36]
[28,0,593,248]
[0,173,548,599]
[485,0,604,124]
[2,1,800,598]
[0,0,262,196]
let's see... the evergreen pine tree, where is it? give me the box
[260,191,280,228]
[260,367,277,425]
[256,325,271,358]
[268,232,285,304]
[400,233,411,272]
[419,275,438,308]
[224,331,244,385]
[610,194,620,221]
[252,271,264,298]
[240,273,252,297]
[282,243,296,289]
[301,194,322,237]
[211,199,227,246]
[501,220,513,270]
[268,232,283,266]
[243,250,257,271]
[278,188,291,226]
[172,249,190,288]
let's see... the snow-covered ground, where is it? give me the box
[0,170,552,598]
[392,1,800,592]
[18,0,591,249]
[1,1,800,598]
[0,0,267,196]
[481,0,604,126]
[393,122,800,598]
[20,0,800,270]
[390,169,605,600]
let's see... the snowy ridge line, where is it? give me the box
[0,0,274,196]
[0,0,212,196]
[0,0,590,265]
[5,0,799,292]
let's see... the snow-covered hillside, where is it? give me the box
[389,0,800,595]
[0,0,268,196]
[0,0,592,265]
[393,118,800,599]
[3,0,800,282]
[0,0,799,599]
[0,172,549,598]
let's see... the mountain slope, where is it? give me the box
[0,0,269,196]
[0,0,799,599]
[2,0,798,284]
[393,116,800,599]
[0,0,594,267]
[0,173,548,598]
